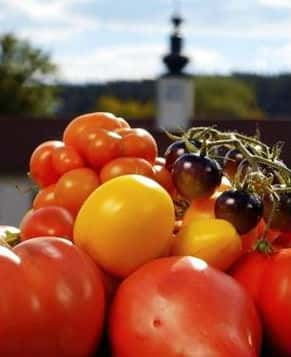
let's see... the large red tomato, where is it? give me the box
[20,206,74,241]
[231,248,291,356]
[110,256,261,357]
[0,237,105,357]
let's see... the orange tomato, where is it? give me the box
[172,218,242,271]
[55,168,100,216]
[51,144,85,175]
[153,164,175,194]
[63,112,122,151]
[33,184,58,209]
[74,175,175,277]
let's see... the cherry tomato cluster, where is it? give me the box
[21,112,175,241]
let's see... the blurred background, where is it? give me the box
[0,0,291,224]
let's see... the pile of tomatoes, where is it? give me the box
[1,113,291,356]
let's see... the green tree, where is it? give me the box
[195,76,264,119]
[96,96,155,120]
[0,33,58,117]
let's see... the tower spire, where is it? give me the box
[163,2,189,75]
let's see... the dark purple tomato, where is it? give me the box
[264,193,291,233]
[172,153,222,200]
[215,189,263,234]
[164,140,200,172]
[223,149,246,180]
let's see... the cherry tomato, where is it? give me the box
[63,112,122,151]
[0,237,105,356]
[155,157,166,166]
[172,218,242,271]
[32,184,58,209]
[100,157,154,183]
[51,144,85,175]
[116,117,130,129]
[109,256,261,357]
[29,140,63,187]
[55,168,100,217]
[152,165,175,194]
[74,175,175,277]
[119,128,158,163]
[20,206,74,241]
[78,128,121,170]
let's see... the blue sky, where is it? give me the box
[0,0,291,83]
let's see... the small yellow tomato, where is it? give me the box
[172,218,242,271]
[74,175,175,278]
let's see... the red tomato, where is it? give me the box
[153,165,175,194]
[32,184,58,209]
[63,112,121,151]
[78,128,121,170]
[20,206,74,241]
[51,144,85,175]
[100,157,154,183]
[110,256,261,357]
[273,232,291,249]
[29,140,63,187]
[55,168,100,216]
[119,128,158,163]
[231,248,291,356]
[0,237,105,356]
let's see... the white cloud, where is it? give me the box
[56,44,227,83]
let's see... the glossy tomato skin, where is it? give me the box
[153,165,175,195]
[110,256,261,357]
[32,184,58,209]
[51,144,85,175]
[29,140,63,187]
[259,249,291,356]
[0,237,105,357]
[78,128,121,170]
[63,112,122,151]
[20,206,74,240]
[74,175,175,278]
[55,168,100,216]
[100,157,154,183]
[119,128,158,163]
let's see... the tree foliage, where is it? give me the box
[96,95,154,119]
[195,76,264,119]
[0,33,58,117]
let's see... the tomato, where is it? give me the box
[231,251,270,303]
[78,128,121,170]
[172,218,242,271]
[231,248,291,355]
[0,225,20,246]
[51,144,85,175]
[116,117,130,129]
[155,157,166,166]
[32,184,58,209]
[109,256,261,357]
[63,112,122,151]
[0,237,105,356]
[119,128,158,163]
[20,206,74,241]
[273,232,291,249]
[153,165,175,194]
[29,140,63,187]
[182,176,232,225]
[100,157,154,183]
[55,168,100,216]
[74,175,175,277]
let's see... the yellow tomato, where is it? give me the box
[183,176,232,225]
[172,218,242,271]
[74,175,175,278]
